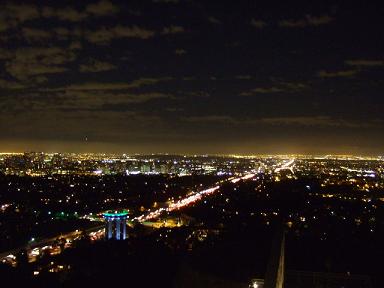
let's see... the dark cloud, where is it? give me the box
[183,115,235,124]
[175,49,187,55]
[279,15,333,28]
[0,1,119,32]
[0,1,383,154]
[182,115,375,129]
[69,41,82,50]
[5,47,74,82]
[0,48,12,60]
[53,27,71,39]
[250,19,267,28]
[153,0,179,3]
[161,26,185,35]
[345,59,384,67]
[85,1,119,16]
[40,7,55,18]
[99,92,171,106]
[240,87,283,96]
[55,8,88,22]
[0,78,25,89]
[59,77,173,91]
[317,70,357,78]
[85,25,156,43]
[3,3,39,23]
[79,59,116,72]
[235,75,252,80]
[208,17,221,24]
[258,116,373,128]
[306,15,333,26]
[22,27,52,42]
[279,19,307,28]
[0,19,8,32]
[240,82,307,96]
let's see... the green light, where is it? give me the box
[103,210,129,217]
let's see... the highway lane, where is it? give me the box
[1,159,294,265]
[0,224,104,265]
[135,172,259,222]
[1,172,256,262]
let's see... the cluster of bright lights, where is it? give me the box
[135,173,256,222]
[167,186,220,211]
[274,159,295,173]
[103,210,129,218]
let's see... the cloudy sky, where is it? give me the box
[0,0,383,154]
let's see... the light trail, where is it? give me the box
[135,173,256,222]
[0,170,276,264]
[274,159,295,173]
[340,166,375,174]
[0,162,289,265]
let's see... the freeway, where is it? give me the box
[1,159,294,265]
[0,224,104,266]
[1,171,259,264]
[274,159,295,173]
[135,172,257,222]
[135,159,294,223]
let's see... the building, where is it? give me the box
[103,210,129,240]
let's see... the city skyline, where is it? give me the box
[0,1,383,154]
[1,2,383,285]
[1,151,382,286]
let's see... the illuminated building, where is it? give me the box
[140,163,151,173]
[103,210,129,240]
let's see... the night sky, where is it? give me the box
[0,1,383,155]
